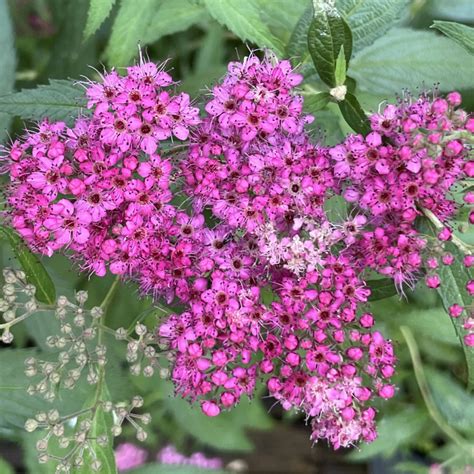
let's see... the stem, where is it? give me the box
[93,277,120,409]
[0,308,50,330]
[421,207,474,255]
[401,325,471,451]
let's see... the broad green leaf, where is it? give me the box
[0,226,56,305]
[74,382,117,474]
[334,46,346,86]
[84,0,116,39]
[129,465,227,474]
[307,1,352,87]
[256,0,310,46]
[425,368,474,436]
[337,0,409,52]
[431,21,474,55]
[303,91,331,112]
[0,80,87,125]
[104,0,160,66]
[337,92,370,135]
[351,28,474,95]
[366,278,397,301]
[47,0,97,79]
[426,0,474,22]
[323,194,347,221]
[0,457,14,474]
[436,243,474,389]
[348,408,429,461]
[142,0,209,46]
[287,4,313,63]
[204,0,284,56]
[0,0,15,141]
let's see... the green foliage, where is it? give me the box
[0,0,15,141]
[0,227,56,306]
[351,28,474,94]
[74,383,117,474]
[436,243,474,389]
[431,20,474,55]
[303,91,331,112]
[337,92,370,135]
[337,0,408,52]
[84,0,116,40]
[204,0,285,56]
[348,408,429,461]
[307,1,352,88]
[0,80,87,125]
[334,46,347,86]
[425,368,474,436]
[142,0,209,48]
[287,4,313,64]
[104,0,160,66]
[0,457,14,474]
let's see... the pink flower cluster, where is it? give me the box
[157,445,222,470]
[2,53,472,448]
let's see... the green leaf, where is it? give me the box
[142,0,209,47]
[204,0,284,55]
[425,368,474,436]
[348,408,429,461]
[84,0,116,39]
[0,457,14,474]
[431,21,474,55]
[426,0,474,22]
[287,4,313,62]
[334,45,346,86]
[104,0,160,66]
[303,91,331,112]
[0,0,15,141]
[337,0,408,52]
[337,92,370,135]
[436,243,474,389]
[307,1,352,87]
[0,226,56,305]
[0,80,87,125]
[74,382,117,474]
[351,28,474,95]
[366,278,397,301]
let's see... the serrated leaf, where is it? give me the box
[337,0,408,52]
[0,226,56,305]
[0,0,16,140]
[104,0,160,66]
[351,28,474,95]
[348,408,429,461]
[436,243,474,389]
[204,0,284,55]
[307,1,352,88]
[366,278,397,301]
[0,80,87,125]
[142,0,208,46]
[431,21,474,55]
[334,45,346,86]
[84,0,116,39]
[338,92,370,135]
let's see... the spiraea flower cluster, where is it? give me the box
[1,52,473,455]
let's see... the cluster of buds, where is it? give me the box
[23,290,108,399]
[24,395,151,473]
[0,268,42,343]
